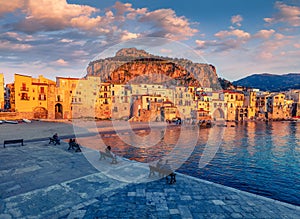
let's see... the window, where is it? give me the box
[38,94,46,101]
[21,93,29,100]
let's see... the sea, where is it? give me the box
[99,121,300,206]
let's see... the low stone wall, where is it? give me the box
[0,112,34,120]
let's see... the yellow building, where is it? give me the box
[160,101,178,122]
[244,90,257,120]
[224,90,245,121]
[0,73,4,109]
[13,74,56,118]
[95,82,111,119]
[55,77,79,119]
[266,93,291,120]
[255,93,269,120]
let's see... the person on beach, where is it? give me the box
[53,133,60,145]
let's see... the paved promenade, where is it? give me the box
[0,140,299,219]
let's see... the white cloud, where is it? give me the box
[264,2,300,27]
[55,59,68,66]
[139,9,198,40]
[60,39,73,43]
[254,29,275,39]
[195,40,206,48]
[231,15,243,26]
[215,29,251,39]
[0,40,32,51]
[274,33,285,40]
[120,31,140,41]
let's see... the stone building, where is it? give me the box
[111,84,132,120]
[174,86,195,120]
[71,76,101,119]
[266,93,292,120]
[131,94,167,122]
[210,91,227,121]
[95,82,112,119]
[243,89,257,120]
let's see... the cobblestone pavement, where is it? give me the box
[0,141,299,219]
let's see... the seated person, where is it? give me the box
[68,138,75,150]
[105,145,116,158]
[53,133,60,145]
[68,138,81,152]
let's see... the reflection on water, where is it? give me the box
[81,121,300,206]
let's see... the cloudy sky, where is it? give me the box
[1,0,300,83]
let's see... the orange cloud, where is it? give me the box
[0,0,24,16]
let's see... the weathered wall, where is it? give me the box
[0,112,34,120]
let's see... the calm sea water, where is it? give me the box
[101,121,300,206]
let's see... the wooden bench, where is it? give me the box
[99,151,117,164]
[149,165,176,184]
[3,139,24,148]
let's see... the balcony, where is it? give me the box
[21,96,30,101]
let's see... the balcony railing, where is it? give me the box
[21,97,30,101]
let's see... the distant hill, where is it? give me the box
[233,73,300,91]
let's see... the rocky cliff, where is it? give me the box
[86,48,221,89]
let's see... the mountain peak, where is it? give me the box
[115,48,151,58]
